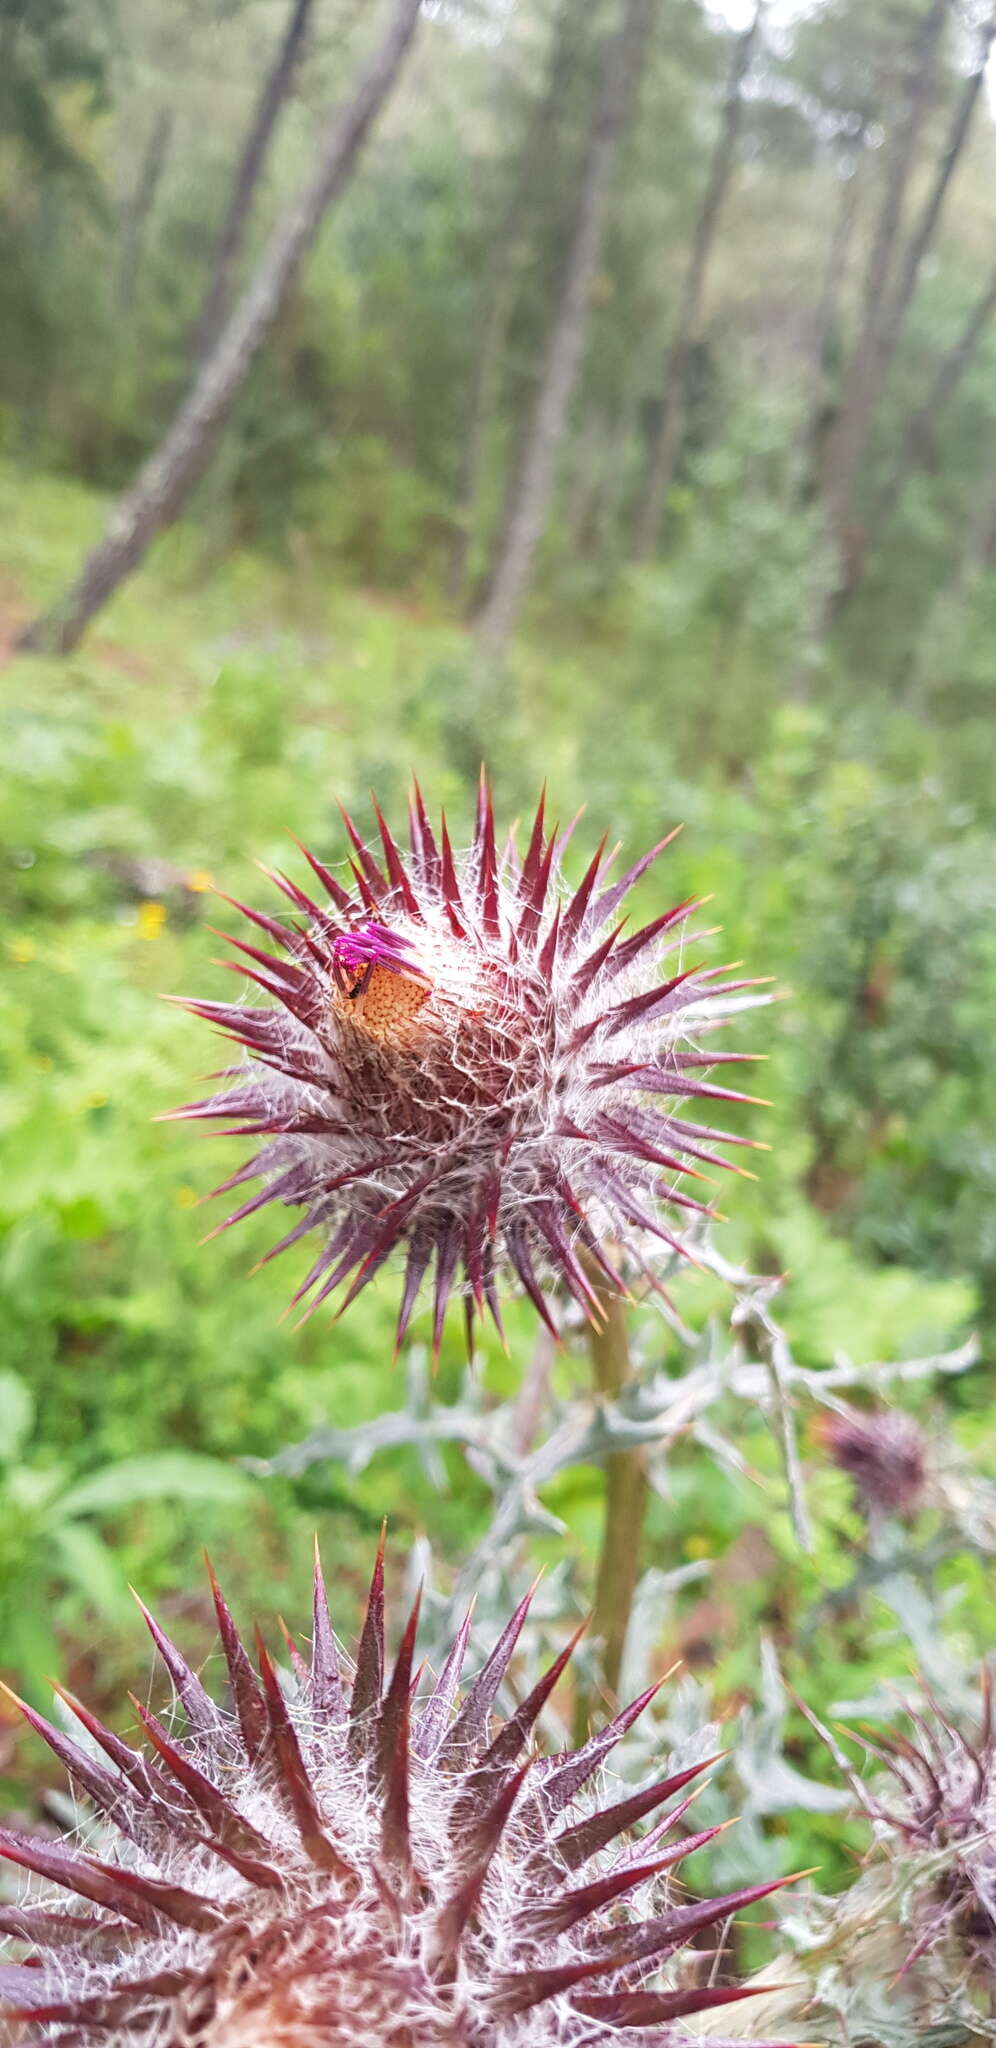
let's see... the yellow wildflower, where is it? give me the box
[138,901,168,940]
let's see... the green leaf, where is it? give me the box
[49,1519,132,1624]
[58,1195,109,1240]
[58,1451,252,1519]
[1,1601,62,1708]
[0,1370,35,1462]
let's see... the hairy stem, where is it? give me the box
[575,1281,648,1738]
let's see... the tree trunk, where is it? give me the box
[820,0,950,566]
[632,0,765,560]
[793,130,866,491]
[117,107,174,316]
[16,0,422,659]
[874,7,996,375]
[189,0,315,367]
[830,2,995,596]
[471,396,535,617]
[865,256,996,548]
[586,386,638,559]
[446,0,579,605]
[563,365,640,564]
[810,147,865,383]
[447,262,519,605]
[473,0,652,658]
[562,409,611,558]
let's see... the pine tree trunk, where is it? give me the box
[829,3,995,596]
[16,0,422,658]
[586,386,638,559]
[473,0,652,658]
[820,0,950,568]
[632,0,764,559]
[447,263,519,605]
[874,7,996,374]
[865,257,996,549]
[446,0,579,605]
[189,0,315,367]
[117,107,174,316]
[563,410,610,558]
[793,130,866,491]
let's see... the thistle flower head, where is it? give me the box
[170,779,767,1349]
[0,1544,802,2046]
[818,1405,929,1521]
[843,1671,996,1988]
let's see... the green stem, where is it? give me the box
[574,1279,648,1739]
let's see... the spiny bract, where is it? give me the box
[0,1544,804,2048]
[169,778,768,1349]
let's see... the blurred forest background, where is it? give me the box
[1,0,995,1921]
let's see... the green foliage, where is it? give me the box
[0,0,109,184]
[0,1362,252,1704]
[1,460,992,1798]
[1,0,995,1985]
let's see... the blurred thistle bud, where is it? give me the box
[841,1671,996,1999]
[0,1542,806,2046]
[168,777,769,1351]
[817,1405,929,1522]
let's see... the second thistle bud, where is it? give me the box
[819,1404,929,1522]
